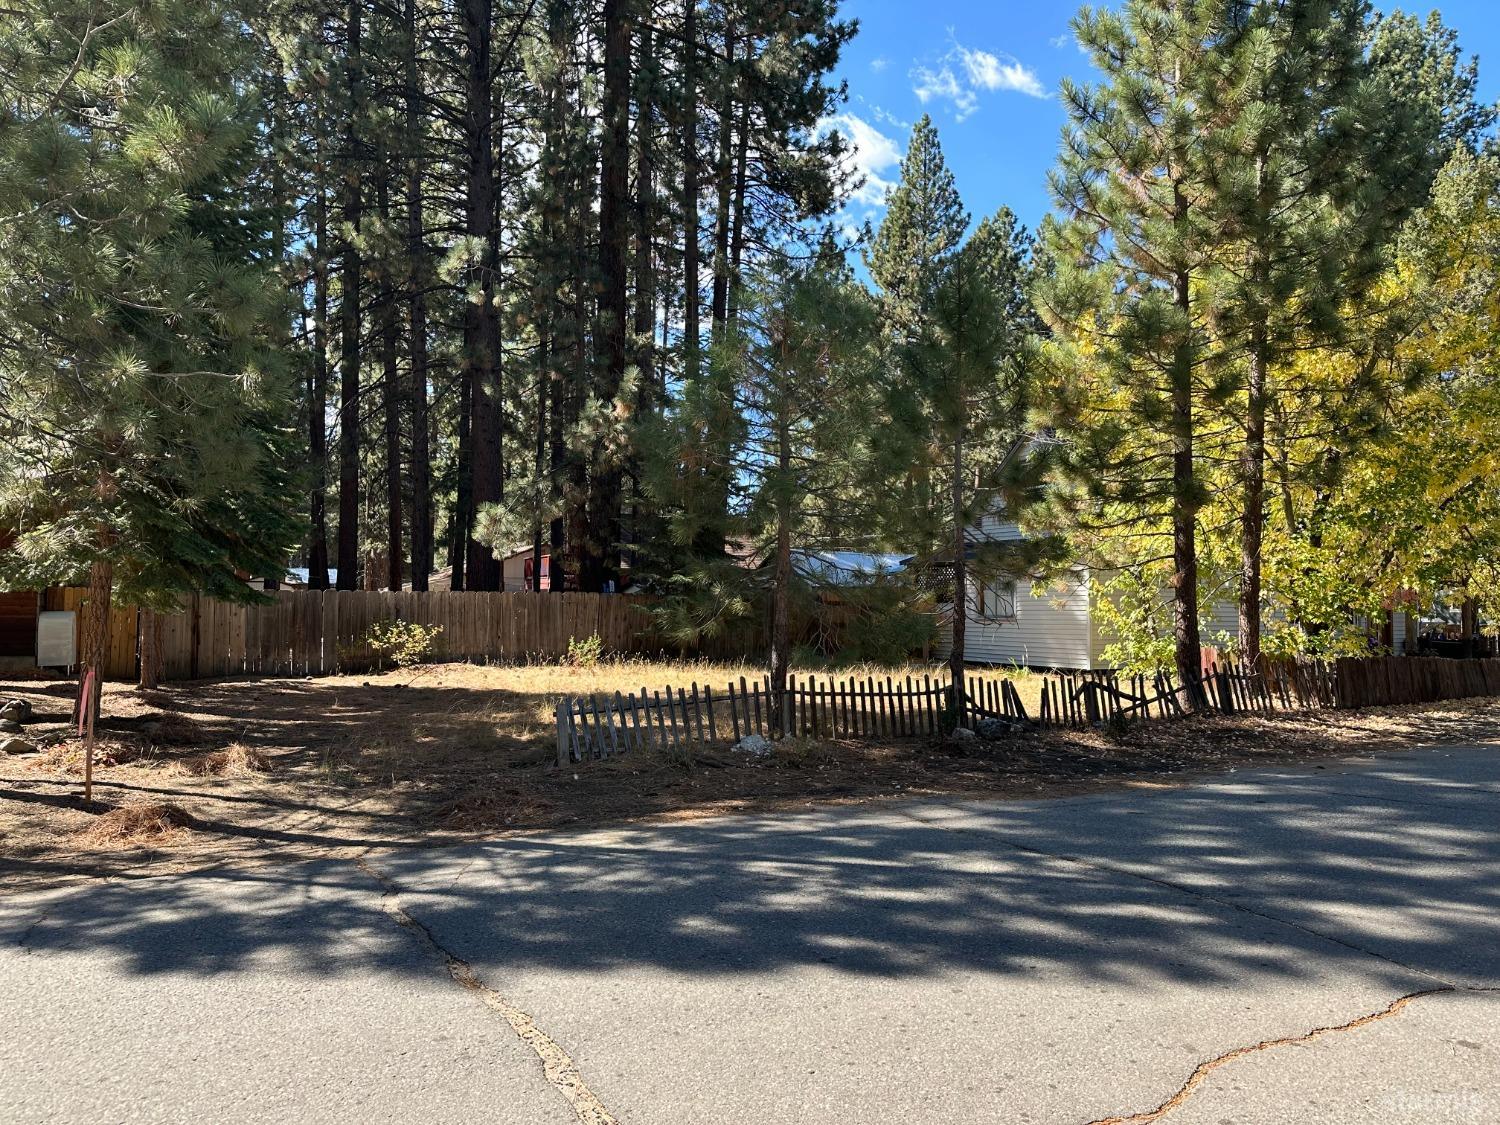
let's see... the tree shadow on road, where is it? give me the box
[4,748,1497,993]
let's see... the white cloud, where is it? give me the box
[912,62,977,119]
[957,45,1046,98]
[819,112,902,208]
[910,37,1048,121]
[870,56,889,72]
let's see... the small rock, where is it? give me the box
[0,699,31,723]
[975,717,1028,740]
[948,725,978,743]
[0,718,21,734]
[1,736,37,756]
[732,734,772,757]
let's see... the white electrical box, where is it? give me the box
[36,610,76,668]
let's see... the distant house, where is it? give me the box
[936,511,1425,671]
[934,510,1242,672]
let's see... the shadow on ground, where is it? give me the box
[5,747,1497,994]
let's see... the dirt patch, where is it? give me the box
[75,802,194,849]
[1,664,1497,895]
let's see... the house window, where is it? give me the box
[979,580,1017,622]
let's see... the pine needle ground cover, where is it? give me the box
[2,663,1497,895]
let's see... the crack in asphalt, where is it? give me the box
[1082,987,1500,1125]
[354,857,620,1125]
[895,805,1500,1124]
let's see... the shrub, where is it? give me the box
[367,620,444,669]
[841,604,936,665]
[565,632,604,669]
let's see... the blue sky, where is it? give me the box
[826,1,1500,239]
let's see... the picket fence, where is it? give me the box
[556,656,1500,765]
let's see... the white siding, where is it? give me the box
[933,515,1096,669]
[961,573,1094,669]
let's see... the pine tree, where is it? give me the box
[1036,0,1233,697]
[0,0,302,710]
[865,115,969,339]
[643,248,879,727]
[1199,1,1490,661]
[889,226,1046,720]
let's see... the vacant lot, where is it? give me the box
[2,660,1497,895]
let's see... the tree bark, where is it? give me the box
[948,430,967,726]
[680,0,701,381]
[137,608,161,690]
[725,97,750,328]
[335,0,363,591]
[1239,328,1267,664]
[579,0,632,593]
[769,411,792,736]
[1172,261,1204,702]
[450,367,471,591]
[308,185,331,590]
[632,23,656,393]
[1238,153,1271,665]
[76,558,112,725]
[462,0,503,590]
[405,0,431,592]
[378,177,404,591]
[708,22,737,337]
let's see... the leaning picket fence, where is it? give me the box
[555,659,1347,765]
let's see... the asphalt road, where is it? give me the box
[3,744,1498,1124]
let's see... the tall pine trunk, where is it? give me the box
[628,27,657,573]
[378,177,403,591]
[1238,155,1272,665]
[680,0,701,381]
[708,22,737,336]
[138,608,162,690]
[1239,330,1267,664]
[405,0,431,592]
[725,98,750,327]
[308,186,331,590]
[580,0,631,593]
[462,0,502,590]
[335,0,363,591]
[1171,261,1204,701]
[769,411,792,736]
[948,430,967,726]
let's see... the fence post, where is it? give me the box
[555,698,570,767]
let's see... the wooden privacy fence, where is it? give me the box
[53,588,757,681]
[556,656,1500,764]
[1332,655,1500,709]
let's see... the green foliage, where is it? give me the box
[839,594,936,666]
[564,633,604,669]
[367,620,444,669]
[0,0,302,609]
[864,115,969,339]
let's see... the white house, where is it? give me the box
[936,510,1243,671]
[937,510,1414,670]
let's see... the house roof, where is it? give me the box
[790,550,907,585]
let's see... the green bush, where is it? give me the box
[565,632,604,669]
[366,620,444,669]
[840,604,936,665]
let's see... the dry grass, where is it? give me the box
[174,743,272,777]
[142,712,209,746]
[31,737,150,775]
[75,801,194,849]
[1,661,1497,895]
